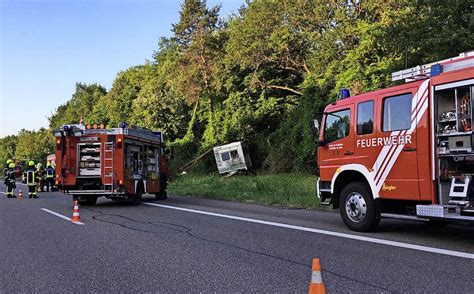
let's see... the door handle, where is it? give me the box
[344,151,354,156]
[403,147,416,152]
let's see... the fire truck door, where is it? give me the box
[319,104,355,181]
[377,90,420,200]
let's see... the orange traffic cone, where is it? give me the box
[309,258,326,294]
[71,200,81,223]
[18,190,23,199]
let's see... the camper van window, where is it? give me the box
[230,150,240,159]
[221,152,231,161]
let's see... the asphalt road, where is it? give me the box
[1,182,473,293]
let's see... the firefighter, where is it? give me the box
[3,159,13,178]
[36,163,46,192]
[25,161,38,199]
[5,163,16,198]
[45,162,55,192]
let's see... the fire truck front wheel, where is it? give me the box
[339,182,380,232]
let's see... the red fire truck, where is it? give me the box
[54,123,169,205]
[316,51,474,231]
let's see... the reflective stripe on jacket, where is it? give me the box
[26,170,36,185]
[7,170,16,183]
[46,168,54,178]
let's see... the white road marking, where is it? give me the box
[143,202,474,260]
[41,208,84,225]
[0,192,5,195]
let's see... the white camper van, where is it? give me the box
[213,142,251,174]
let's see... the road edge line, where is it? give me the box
[41,208,85,225]
[143,202,474,260]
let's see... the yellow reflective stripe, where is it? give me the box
[26,171,36,185]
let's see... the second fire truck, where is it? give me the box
[54,123,169,205]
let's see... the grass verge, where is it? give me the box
[168,173,320,209]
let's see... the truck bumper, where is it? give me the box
[65,190,127,196]
[416,205,474,221]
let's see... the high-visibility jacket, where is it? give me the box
[26,167,37,185]
[36,168,46,180]
[46,167,55,179]
[7,169,16,184]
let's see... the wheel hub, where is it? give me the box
[345,192,367,223]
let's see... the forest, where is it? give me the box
[1,0,473,174]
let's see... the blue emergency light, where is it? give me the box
[338,88,351,100]
[430,64,443,77]
[119,122,128,129]
[153,132,162,140]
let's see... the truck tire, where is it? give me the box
[78,196,98,206]
[155,190,167,200]
[156,175,168,200]
[130,193,142,205]
[339,182,380,232]
[130,182,144,205]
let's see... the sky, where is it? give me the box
[0,0,243,137]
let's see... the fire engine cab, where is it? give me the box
[53,123,169,205]
[316,51,474,231]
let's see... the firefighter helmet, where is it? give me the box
[9,163,15,168]
[28,161,35,166]
[6,159,13,165]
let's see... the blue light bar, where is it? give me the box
[338,88,351,100]
[430,64,443,77]
[153,132,162,141]
[119,122,128,129]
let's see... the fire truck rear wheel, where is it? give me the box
[156,175,168,200]
[130,193,142,205]
[155,190,167,200]
[339,182,380,232]
[130,182,144,205]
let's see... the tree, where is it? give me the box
[129,60,190,141]
[171,0,223,147]
[0,135,18,166]
[225,0,328,96]
[36,0,473,174]
[14,128,54,164]
[49,83,107,129]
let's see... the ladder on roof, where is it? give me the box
[392,51,474,82]
[103,142,115,192]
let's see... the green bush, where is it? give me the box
[169,173,320,209]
